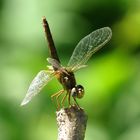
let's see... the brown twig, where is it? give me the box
[56,106,88,140]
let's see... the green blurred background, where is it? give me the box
[0,0,140,140]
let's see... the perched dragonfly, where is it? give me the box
[21,17,112,108]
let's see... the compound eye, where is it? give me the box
[76,85,84,99]
[71,87,77,98]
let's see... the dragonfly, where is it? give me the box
[21,17,112,108]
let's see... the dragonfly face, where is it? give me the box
[71,85,84,99]
[21,20,112,108]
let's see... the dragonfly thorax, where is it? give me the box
[58,70,76,91]
[71,85,84,99]
[58,69,84,99]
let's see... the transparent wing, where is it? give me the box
[47,57,62,70]
[67,27,112,71]
[47,57,69,74]
[21,70,54,106]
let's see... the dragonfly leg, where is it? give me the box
[56,90,64,110]
[61,92,68,107]
[51,90,61,107]
[68,93,72,107]
[73,97,80,109]
[51,89,64,110]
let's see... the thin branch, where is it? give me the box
[56,106,88,140]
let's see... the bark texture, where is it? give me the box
[56,106,88,140]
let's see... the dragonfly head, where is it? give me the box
[71,85,84,99]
